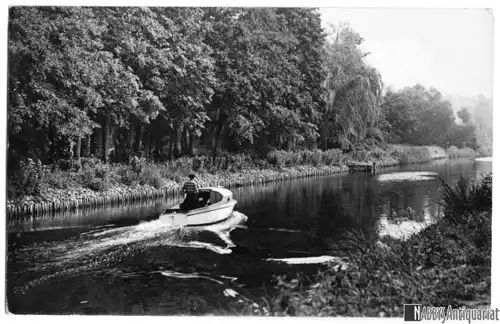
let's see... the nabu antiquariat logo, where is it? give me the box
[404,304,500,322]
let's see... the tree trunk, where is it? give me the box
[174,125,183,158]
[172,132,178,159]
[155,132,164,161]
[113,128,122,161]
[180,128,185,156]
[188,130,193,156]
[68,141,74,160]
[128,124,135,156]
[258,134,268,158]
[322,129,327,150]
[168,138,173,161]
[213,122,225,160]
[48,122,56,163]
[103,115,110,163]
[146,127,152,158]
[75,137,82,162]
[95,127,103,159]
[181,126,188,156]
[86,134,92,157]
[212,108,224,160]
[136,124,144,154]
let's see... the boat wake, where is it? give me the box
[11,211,248,295]
[155,269,238,285]
[266,227,302,233]
[70,211,246,258]
[167,241,233,254]
[266,255,348,266]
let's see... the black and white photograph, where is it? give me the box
[4,1,495,319]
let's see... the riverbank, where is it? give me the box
[7,145,474,217]
[7,163,349,217]
[235,174,492,317]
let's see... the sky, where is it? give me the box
[319,8,493,99]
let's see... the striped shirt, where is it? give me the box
[182,180,198,194]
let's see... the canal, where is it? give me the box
[7,158,492,314]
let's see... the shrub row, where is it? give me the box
[7,149,353,200]
[387,144,447,164]
[447,146,477,159]
[7,145,474,201]
[266,149,345,167]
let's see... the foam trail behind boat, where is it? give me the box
[13,212,250,295]
[198,211,248,248]
[202,211,248,232]
[168,241,233,254]
[267,255,348,266]
[157,270,224,284]
[266,228,302,233]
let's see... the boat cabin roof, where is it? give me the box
[164,187,233,214]
[199,187,233,204]
[199,187,232,197]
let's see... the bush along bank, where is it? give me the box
[230,174,491,317]
[7,145,473,217]
[446,146,477,159]
[7,155,349,217]
[387,144,448,164]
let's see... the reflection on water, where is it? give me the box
[8,197,182,233]
[7,158,492,314]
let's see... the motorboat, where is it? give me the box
[159,187,237,227]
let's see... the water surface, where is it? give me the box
[7,158,491,314]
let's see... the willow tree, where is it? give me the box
[320,23,385,151]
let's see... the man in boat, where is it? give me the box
[181,173,199,210]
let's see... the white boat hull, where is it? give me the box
[159,200,237,227]
[159,187,238,227]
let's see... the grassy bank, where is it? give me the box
[230,174,491,317]
[7,145,474,216]
[7,152,350,215]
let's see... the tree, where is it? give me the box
[203,8,325,157]
[9,7,99,164]
[381,89,418,143]
[457,107,472,124]
[382,85,465,148]
[413,88,455,146]
[320,23,384,150]
[101,7,215,159]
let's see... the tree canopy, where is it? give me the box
[8,7,490,172]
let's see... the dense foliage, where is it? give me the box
[8,7,489,176]
[8,7,327,169]
[382,85,484,151]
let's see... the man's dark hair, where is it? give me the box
[188,174,196,180]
